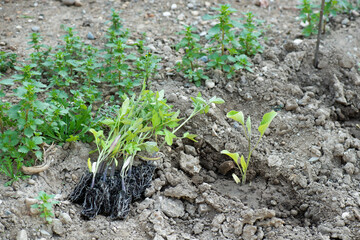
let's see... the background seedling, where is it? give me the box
[31,191,59,224]
[221,110,277,184]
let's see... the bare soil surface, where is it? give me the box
[1,0,360,239]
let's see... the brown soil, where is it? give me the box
[1,0,360,239]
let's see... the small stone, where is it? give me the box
[52,219,65,236]
[290,209,298,216]
[177,13,185,21]
[338,55,354,69]
[38,14,44,20]
[285,99,298,111]
[62,0,75,6]
[187,3,194,8]
[163,45,172,53]
[198,203,211,214]
[293,39,303,45]
[218,161,235,175]
[171,4,177,10]
[233,220,243,236]
[344,162,355,175]
[333,144,344,157]
[341,18,350,25]
[242,225,257,240]
[184,145,197,156]
[211,214,226,228]
[351,10,360,17]
[16,230,28,240]
[16,25,22,30]
[193,222,204,234]
[0,42,6,46]
[343,149,357,163]
[163,12,171,17]
[31,26,40,32]
[27,179,36,185]
[243,92,253,101]
[191,11,200,16]
[59,212,72,224]
[87,32,95,40]
[199,56,208,63]
[25,198,38,209]
[225,81,235,93]
[284,51,306,70]
[179,151,201,175]
[300,203,309,211]
[160,197,185,218]
[74,0,82,6]
[205,79,215,89]
[167,93,178,103]
[332,74,347,105]
[40,229,51,237]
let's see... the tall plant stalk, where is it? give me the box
[314,0,325,68]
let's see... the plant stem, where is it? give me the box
[314,0,325,68]
[221,28,225,56]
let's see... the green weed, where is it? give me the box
[31,191,59,224]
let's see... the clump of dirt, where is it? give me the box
[1,0,360,240]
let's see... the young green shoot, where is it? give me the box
[221,110,277,184]
[31,191,59,224]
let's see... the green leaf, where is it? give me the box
[183,132,198,142]
[202,14,217,20]
[221,150,239,164]
[0,78,15,85]
[66,135,79,142]
[120,97,130,117]
[207,25,221,37]
[18,145,30,154]
[34,150,42,159]
[246,116,251,137]
[164,129,177,146]
[140,141,159,153]
[240,155,247,173]
[232,173,241,184]
[258,110,277,137]
[226,110,244,125]
[152,110,161,127]
[24,128,34,138]
[101,118,115,126]
[32,136,43,145]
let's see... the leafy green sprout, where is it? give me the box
[88,80,224,189]
[221,110,277,185]
[203,4,237,56]
[31,191,59,224]
[175,25,207,86]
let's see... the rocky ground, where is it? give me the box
[1,0,360,239]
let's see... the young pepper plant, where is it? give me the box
[221,110,277,185]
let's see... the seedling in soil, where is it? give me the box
[237,12,264,56]
[227,54,253,78]
[70,80,224,219]
[176,25,207,86]
[221,110,277,184]
[204,4,237,57]
[31,191,59,224]
[0,51,17,73]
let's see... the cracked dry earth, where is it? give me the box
[1,0,360,239]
